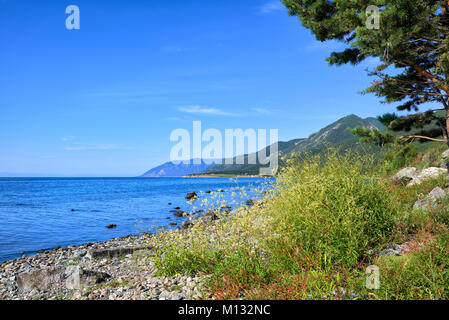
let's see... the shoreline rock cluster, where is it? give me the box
[0,189,252,300]
[0,233,209,300]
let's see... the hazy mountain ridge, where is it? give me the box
[203,114,386,175]
[141,114,386,177]
[140,159,221,177]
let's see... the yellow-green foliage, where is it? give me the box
[263,152,401,270]
[372,233,449,300]
[150,150,449,300]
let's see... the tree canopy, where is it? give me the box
[283,0,449,144]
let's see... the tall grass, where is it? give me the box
[150,150,449,300]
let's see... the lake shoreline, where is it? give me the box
[0,197,252,300]
[0,227,211,300]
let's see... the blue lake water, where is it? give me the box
[0,177,272,263]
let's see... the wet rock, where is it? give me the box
[106,224,117,229]
[174,207,181,210]
[173,210,185,217]
[169,222,177,226]
[185,192,198,200]
[246,199,254,206]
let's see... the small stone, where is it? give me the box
[379,244,404,257]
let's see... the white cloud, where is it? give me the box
[252,107,272,114]
[178,105,234,116]
[259,1,284,14]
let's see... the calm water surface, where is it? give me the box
[0,177,272,263]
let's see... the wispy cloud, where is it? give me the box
[61,136,76,142]
[259,1,285,14]
[178,105,235,116]
[64,144,124,151]
[252,107,272,115]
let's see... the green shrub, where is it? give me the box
[373,233,449,300]
[382,144,418,174]
[263,151,401,271]
[150,149,448,300]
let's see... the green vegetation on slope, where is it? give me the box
[150,149,449,299]
[204,114,386,175]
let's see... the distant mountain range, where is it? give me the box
[139,159,221,177]
[140,114,386,177]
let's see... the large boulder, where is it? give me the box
[393,167,418,185]
[85,246,151,259]
[16,266,110,291]
[407,167,448,187]
[413,186,447,211]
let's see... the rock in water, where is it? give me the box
[185,192,198,200]
[173,210,185,217]
[106,224,117,229]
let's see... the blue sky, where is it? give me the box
[0,0,400,177]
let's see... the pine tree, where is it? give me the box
[283,0,449,145]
